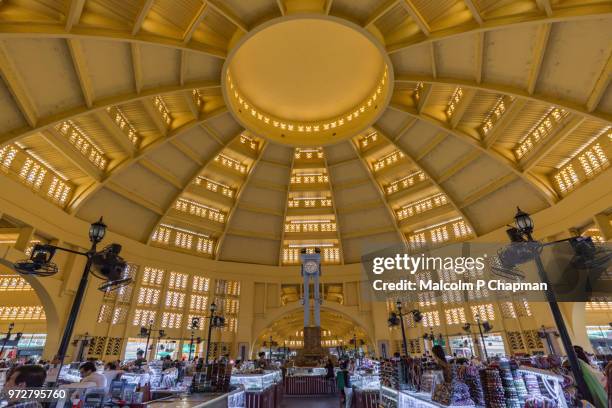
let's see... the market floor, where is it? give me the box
[280,396,340,407]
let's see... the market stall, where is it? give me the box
[229,370,283,408]
[352,372,380,408]
[284,367,336,396]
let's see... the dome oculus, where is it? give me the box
[222,16,393,146]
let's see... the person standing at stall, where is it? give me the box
[432,345,451,383]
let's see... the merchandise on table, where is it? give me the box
[498,362,520,408]
[481,368,506,408]
[421,370,444,396]
[457,365,484,406]
[229,371,278,391]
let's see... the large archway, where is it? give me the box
[251,305,374,359]
[0,259,60,360]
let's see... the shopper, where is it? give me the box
[432,345,451,383]
[61,361,107,390]
[325,358,334,380]
[102,361,124,391]
[573,345,606,408]
[256,352,269,369]
[1,365,46,408]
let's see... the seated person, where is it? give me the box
[133,350,149,373]
[256,352,269,369]
[102,362,124,391]
[60,361,107,390]
[161,356,173,371]
[2,364,47,408]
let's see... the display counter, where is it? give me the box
[380,385,399,408]
[352,373,380,408]
[284,367,336,396]
[122,372,152,387]
[517,366,568,408]
[229,370,282,408]
[398,391,476,408]
[287,367,326,377]
[144,387,245,408]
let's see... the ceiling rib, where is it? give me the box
[0,25,227,59]
[40,129,103,181]
[387,102,558,205]
[207,0,248,33]
[0,4,606,62]
[449,88,477,129]
[464,0,483,25]
[527,23,552,95]
[0,42,37,128]
[183,92,201,120]
[401,0,430,36]
[132,0,155,36]
[323,147,345,265]
[430,42,437,78]
[131,43,143,94]
[374,126,479,237]
[458,173,517,208]
[277,152,295,266]
[95,110,137,156]
[147,131,242,246]
[364,0,400,28]
[67,39,94,108]
[142,99,169,136]
[349,139,408,247]
[386,5,610,54]
[140,158,183,189]
[416,132,446,161]
[586,51,612,113]
[179,51,188,87]
[437,151,480,183]
[394,75,612,123]
[520,116,586,172]
[0,81,221,147]
[69,106,228,213]
[393,118,418,142]
[536,0,553,17]
[276,0,286,16]
[474,32,484,84]
[483,99,527,148]
[170,139,203,165]
[65,0,86,32]
[183,3,208,43]
[106,181,164,214]
[215,141,267,260]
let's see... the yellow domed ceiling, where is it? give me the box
[0,0,610,266]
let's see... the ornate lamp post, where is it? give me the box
[395,300,409,357]
[507,207,593,403]
[13,217,131,364]
[189,317,201,361]
[203,302,225,369]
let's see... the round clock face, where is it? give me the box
[304,260,319,275]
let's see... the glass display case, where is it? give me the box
[352,373,381,391]
[517,367,568,408]
[380,385,399,408]
[229,371,277,392]
[121,372,152,387]
[58,364,82,383]
[287,366,326,376]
